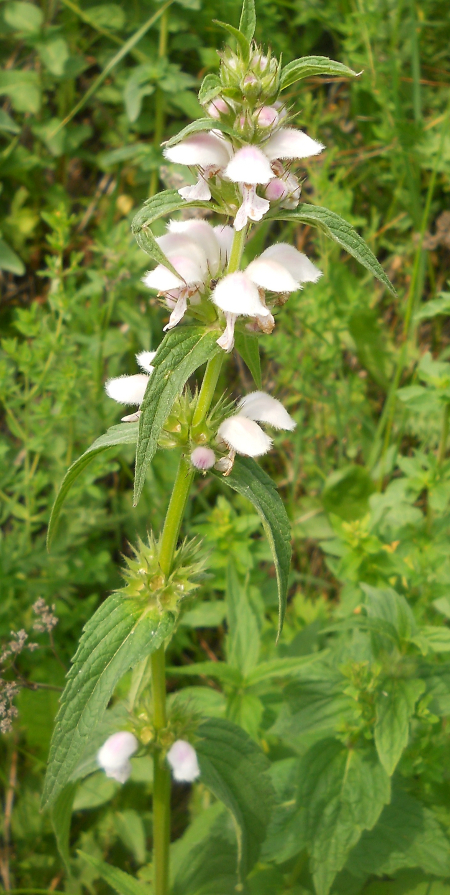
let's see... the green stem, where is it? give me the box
[149,10,169,198]
[150,226,247,895]
[437,403,450,467]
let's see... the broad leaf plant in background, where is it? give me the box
[2,0,450,892]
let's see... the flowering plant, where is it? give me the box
[42,2,397,893]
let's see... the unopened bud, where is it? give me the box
[167,739,200,782]
[207,97,229,119]
[190,446,216,470]
[257,105,278,128]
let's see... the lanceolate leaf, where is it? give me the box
[196,717,274,878]
[213,22,250,61]
[42,594,175,809]
[374,678,425,775]
[198,73,221,105]
[134,327,221,504]
[47,422,138,548]
[78,852,150,894]
[280,55,360,90]
[215,457,291,637]
[131,189,214,268]
[239,0,256,42]
[164,117,238,147]
[50,784,76,872]
[274,204,396,296]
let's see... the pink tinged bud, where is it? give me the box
[163,132,232,169]
[167,740,200,782]
[212,272,269,318]
[218,416,272,457]
[257,106,279,128]
[105,374,149,405]
[238,391,296,431]
[263,127,325,161]
[191,446,216,470]
[246,257,299,293]
[260,243,322,284]
[217,312,237,352]
[168,219,221,276]
[234,185,270,232]
[97,732,138,784]
[225,146,274,185]
[265,178,291,202]
[207,97,229,119]
[136,351,157,373]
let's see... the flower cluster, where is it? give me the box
[97,732,200,784]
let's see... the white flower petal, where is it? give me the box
[260,243,322,284]
[218,415,272,457]
[234,186,270,232]
[167,740,200,782]
[238,391,296,430]
[168,220,221,275]
[163,132,232,168]
[225,145,274,185]
[157,233,208,278]
[105,374,149,405]
[216,312,237,352]
[263,127,325,161]
[213,224,235,268]
[191,446,216,470]
[246,257,298,292]
[179,176,212,202]
[97,732,138,783]
[212,272,269,317]
[143,265,184,292]
[163,295,188,331]
[136,350,157,373]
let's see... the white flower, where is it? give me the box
[142,220,234,331]
[262,127,325,161]
[97,731,138,784]
[190,446,216,470]
[217,391,296,459]
[163,132,233,201]
[105,351,156,420]
[211,244,321,351]
[167,740,200,782]
[224,145,274,185]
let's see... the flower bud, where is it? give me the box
[167,739,200,782]
[190,446,216,470]
[256,106,278,128]
[241,72,261,100]
[97,731,138,784]
[207,97,229,119]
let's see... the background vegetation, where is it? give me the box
[1,0,450,892]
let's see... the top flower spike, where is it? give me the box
[163,41,324,230]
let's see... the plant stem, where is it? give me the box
[149,9,169,198]
[437,403,450,467]
[150,225,246,895]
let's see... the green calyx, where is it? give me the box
[120,533,207,615]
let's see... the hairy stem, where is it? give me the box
[150,226,246,894]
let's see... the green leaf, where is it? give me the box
[280,55,360,90]
[322,464,375,521]
[226,563,260,676]
[0,237,24,275]
[348,306,392,389]
[347,788,450,878]
[215,457,291,637]
[131,189,214,271]
[78,852,150,894]
[234,331,262,389]
[37,37,70,76]
[42,593,175,809]
[47,422,138,548]
[196,717,274,878]
[167,660,242,687]
[134,327,221,504]
[297,739,391,895]
[3,1,44,32]
[198,73,221,105]
[411,625,450,654]
[246,653,326,686]
[164,117,238,147]
[172,834,238,895]
[361,584,417,642]
[374,678,425,775]
[50,784,76,873]
[0,70,41,113]
[274,204,396,296]
[269,673,355,748]
[414,292,450,321]
[214,21,250,60]
[0,109,20,134]
[239,0,256,42]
